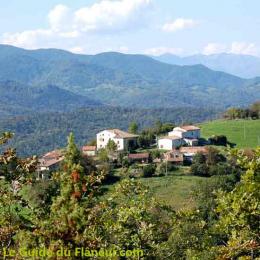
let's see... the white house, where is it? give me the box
[97,129,139,151]
[168,125,201,139]
[158,136,184,150]
[158,125,201,150]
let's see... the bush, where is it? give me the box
[142,164,156,178]
[209,135,227,146]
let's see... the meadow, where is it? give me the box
[200,119,260,148]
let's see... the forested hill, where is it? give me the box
[0,106,219,157]
[1,44,260,109]
[0,80,101,118]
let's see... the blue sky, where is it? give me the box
[1,0,259,56]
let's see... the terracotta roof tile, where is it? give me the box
[128,153,149,159]
[82,146,96,151]
[107,129,139,138]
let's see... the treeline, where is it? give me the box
[224,100,260,119]
[0,106,219,157]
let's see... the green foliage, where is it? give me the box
[162,210,217,259]
[1,129,259,259]
[106,139,117,153]
[215,148,260,258]
[0,133,37,251]
[98,148,109,163]
[19,180,58,214]
[208,134,228,146]
[103,179,174,257]
[128,121,138,134]
[142,164,156,178]
[190,148,230,177]
[224,101,260,120]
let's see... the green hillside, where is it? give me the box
[1,44,260,108]
[200,119,260,148]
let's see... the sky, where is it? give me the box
[0,0,260,56]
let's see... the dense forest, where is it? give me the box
[0,106,219,156]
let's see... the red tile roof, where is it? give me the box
[179,146,207,154]
[128,153,149,159]
[42,150,63,159]
[38,157,64,167]
[82,146,96,151]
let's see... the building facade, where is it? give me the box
[97,129,138,151]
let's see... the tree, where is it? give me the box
[87,139,97,146]
[0,132,37,251]
[102,179,174,257]
[190,153,209,177]
[98,148,109,163]
[14,133,107,255]
[250,100,260,119]
[128,121,138,134]
[208,135,228,146]
[142,164,156,178]
[106,139,117,153]
[215,148,260,258]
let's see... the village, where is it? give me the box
[37,124,211,179]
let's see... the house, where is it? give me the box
[179,146,208,163]
[97,129,139,151]
[82,146,96,156]
[158,136,184,150]
[169,125,201,139]
[37,149,64,179]
[163,150,184,165]
[128,153,150,164]
[168,125,200,146]
[38,157,63,172]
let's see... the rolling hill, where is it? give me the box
[200,119,260,148]
[0,44,260,109]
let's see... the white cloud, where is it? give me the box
[203,42,260,56]
[203,43,227,55]
[48,4,72,32]
[74,0,152,33]
[144,46,183,56]
[2,30,54,49]
[1,0,152,51]
[230,42,259,56]
[162,18,198,32]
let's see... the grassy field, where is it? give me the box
[139,171,207,210]
[200,119,260,148]
[103,167,208,211]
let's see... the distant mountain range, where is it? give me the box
[152,53,260,78]
[0,44,260,113]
